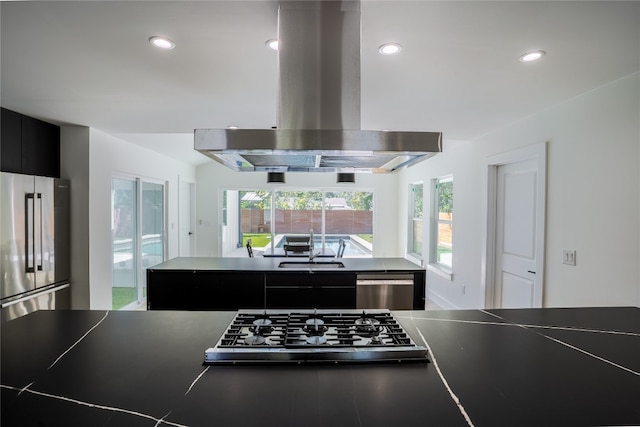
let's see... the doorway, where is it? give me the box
[483,143,546,308]
[111,176,166,310]
[179,178,195,257]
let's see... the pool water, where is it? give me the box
[277,236,370,256]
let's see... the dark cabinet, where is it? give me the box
[413,270,426,310]
[147,270,265,310]
[147,270,358,310]
[146,265,422,310]
[1,108,22,173]
[21,114,60,176]
[1,108,60,177]
[265,272,356,309]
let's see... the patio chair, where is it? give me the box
[246,239,261,258]
[284,235,311,256]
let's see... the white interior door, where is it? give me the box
[179,180,195,256]
[494,159,541,308]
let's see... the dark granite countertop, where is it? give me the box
[2,307,639,426]
[148,256,425,273]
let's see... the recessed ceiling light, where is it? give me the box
[227,125,239,130]
[149,36,175,50]
[378,43,402,55]
[519,50,545,62]
[266,39,279,51]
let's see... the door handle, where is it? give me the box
[188,232,193,236]
[25,193,35,273]
[527,270,536,274]
[36,193,43,271]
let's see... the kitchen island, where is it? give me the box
[2,307,639,426]
[147,257,426,310]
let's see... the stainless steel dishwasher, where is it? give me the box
[356,273,415,310]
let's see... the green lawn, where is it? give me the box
[358,234,373,243]
[112,286,146,310]
[243,233,272,247]
[112,287,136,310]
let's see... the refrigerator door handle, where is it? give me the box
[25,193,35,273]
[36,193,43,271]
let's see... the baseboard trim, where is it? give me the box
[427,289,460,310]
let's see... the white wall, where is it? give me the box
[60,126,91,309]
[399,72,640,309]
[195,162,401,258]
[60,127,196,309]
[222,190,241,255]
[398,140,483,309]
[61,73,639,311]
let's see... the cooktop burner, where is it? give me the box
[204,309,428,364]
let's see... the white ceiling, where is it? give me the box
[2,1,639,166]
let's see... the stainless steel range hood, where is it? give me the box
[195,1,442,174]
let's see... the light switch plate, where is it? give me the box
[563,249,576,266]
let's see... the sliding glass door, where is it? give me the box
[222,188,373,257]
[112,178,138,309]
[111,176,165,309]
[141,181,164,289]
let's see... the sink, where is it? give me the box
[278,261,345,269]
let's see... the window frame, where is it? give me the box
[428,175,453,280]
[407,182,424,262]
[111,174,167,310]
[223,187,375,258]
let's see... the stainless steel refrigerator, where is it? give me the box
[1,172,70,322]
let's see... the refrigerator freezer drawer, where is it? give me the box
[1,282,70,322]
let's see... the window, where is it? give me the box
[274,190,323,240]
[222,190,227,226]
[323,191,373,256]
[431,176,453,270]
[222,189,374,257]
[239,190,272,249]
[408,183,424,257]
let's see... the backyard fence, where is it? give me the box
[241,209,373,234]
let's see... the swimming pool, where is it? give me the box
[276,235,371,257]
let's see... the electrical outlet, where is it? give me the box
[563,249,576,266]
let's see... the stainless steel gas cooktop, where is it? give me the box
[204,309,428,364]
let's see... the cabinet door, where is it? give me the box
[147,270,265,310]
[265,285,355,309]
[266,286,315,309]
[21,115,60,177]
[1,108,22,173]
[413,271,426,309]
[313,285,356,309]
[198,272,265,310]
[265,272,356,309]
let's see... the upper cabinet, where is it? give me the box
[1,108,60,177]
[1,108,22,173]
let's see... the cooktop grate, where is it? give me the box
[205,309,429,365]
